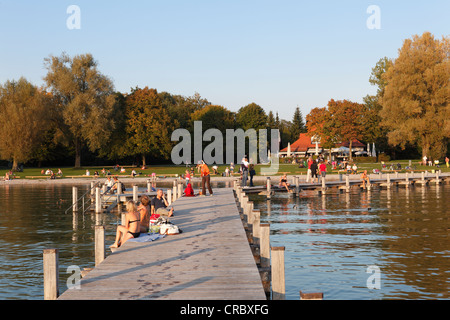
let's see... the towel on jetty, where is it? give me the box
[127,233,165,243]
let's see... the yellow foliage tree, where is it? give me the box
[380,32,450,159]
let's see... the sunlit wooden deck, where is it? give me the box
[58,188,266,300]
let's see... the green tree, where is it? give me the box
[97,92,129,161]
[291,107,306,140]
[160,91,210,131]
[236,103,267,130]
[0,78,53,170]
[43,53,116,168]
[190,105,235,132]
[124,87,173,165]
[380,32,450,159]
[267,111,276,129]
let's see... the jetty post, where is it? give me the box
[167,189,172,206]
[266,177,271,200]
[133,185,138,202]
[178,183,183,199]
[95,225,105,266]
[72,186,78,212]
[43,249,59,300]
[95,187,101,213]
[172,181,177,201]
[271,246,286,300]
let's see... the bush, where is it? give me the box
[377,153,391,162]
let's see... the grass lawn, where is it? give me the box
[1,159,449,180]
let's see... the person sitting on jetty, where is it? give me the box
[110,176,125,193]
[151,189,174,217]
[279,174,290,191]
[184,183,195,197]
[109,200,141,249]
[352,163,358,174]
[104,176,114,193]
[138,195,151,233]
[361,170,370,189]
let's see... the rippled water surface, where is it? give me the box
[251,184,450,300]
[0,181,449,299]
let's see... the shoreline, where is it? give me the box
[0,175,285,186]
[3,171,443,186]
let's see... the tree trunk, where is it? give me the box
[74,138,81,168]
[12,158,19,172]
[349,140,353,161]
[142,154,146,167]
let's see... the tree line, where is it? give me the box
[0,32,447,170]
[306,32,449,162]
[0,53,306,170]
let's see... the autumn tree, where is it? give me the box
[306,106,335,151]
[0,78,53,170]
[380,32,450,159]
[44,53,116,168]
[327,99,365,160]
[307,100,364,160]
[124,87,173,165]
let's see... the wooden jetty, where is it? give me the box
[242,172,450,196]
[58,188,267,300]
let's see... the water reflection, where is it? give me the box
[251,185,450,300]
[0,182,448,300]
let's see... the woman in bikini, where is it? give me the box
[110,200,141,249]
[279,174,290,192]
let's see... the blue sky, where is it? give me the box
[0,0,448,121]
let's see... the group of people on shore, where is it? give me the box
[422,155,449,168]
[306,157,328,184]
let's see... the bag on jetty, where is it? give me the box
[160,223,180,235]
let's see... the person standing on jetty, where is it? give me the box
[241,157,249,187]
[310,159,318,184]
[197,160,213,196]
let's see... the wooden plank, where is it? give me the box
[58,188,266,300]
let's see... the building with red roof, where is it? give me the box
[279,133,366,158]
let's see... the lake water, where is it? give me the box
[250,184,450,300]
[0,181,449,300]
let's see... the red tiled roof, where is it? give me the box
[338,139,365,148]
[281,133,319,152]
[281,134,365,152]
